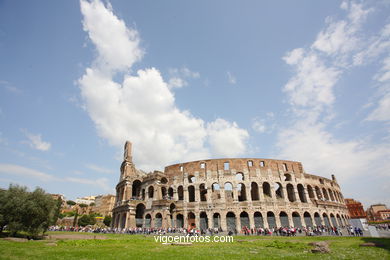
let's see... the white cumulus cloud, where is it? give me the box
[78,0,249,171]
[21,129,51,151]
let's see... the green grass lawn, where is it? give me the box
[0,232,389,260]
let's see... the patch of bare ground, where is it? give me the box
[46,234,107,240]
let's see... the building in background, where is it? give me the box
[345,198,366,219]
[367,204,389,221]
[75,196,96,205]
[93,194,116,216]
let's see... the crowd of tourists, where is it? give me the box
[49,225,363,237]
[374,224,390,231]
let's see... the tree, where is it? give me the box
[66,200,76,206]
[0,184,57,237]
[52,197,63,225]
[103,215,112,227]
[77,214,96,227]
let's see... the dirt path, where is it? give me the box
[46,233,107,240]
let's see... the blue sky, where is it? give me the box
[0,0,389,208]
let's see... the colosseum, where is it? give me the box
[112,141,350,232]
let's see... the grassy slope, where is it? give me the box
[0,233,389,260]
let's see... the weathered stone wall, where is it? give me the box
[112,142,349,232]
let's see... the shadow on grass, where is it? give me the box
[361,237,390,253]
[0,231,45,240]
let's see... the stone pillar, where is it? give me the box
[248,212,255,229]
[245,183,251,201]
[174,190,178,201]
[195,211,200,229]
[303,187,310,203]
[269,183,276,201]
[258,184,264,201]
[128,212,136,228]
[287,214,293,227]
[263,212,269,229]
[283,185,289,203]
[183,187,189,203]
[207,212,213,229]
[236,214,241,233]
[300,214,306,227]
[126,184,132,200]
[220,212,227,232]
[294,188,300,203]
[206,185,212,203]
[220,187,226,202]
[195,186,200,202]
[124,212,129,228]
[275,213,281,228]
[232,186,238,202]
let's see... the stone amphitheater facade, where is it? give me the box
[112,141,350,232]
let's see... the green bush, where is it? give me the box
[103,215,112,227]
[0,184,58,238]
[77,214,97,227]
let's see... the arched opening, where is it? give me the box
[161,187,167,199]
[188,185,195,202]
[263,182,272,198]
[176,214,184,228]
[224,182,233,201]
[292,212,302,227]
[200,162,206,169]
[169,203,175,225]
[200,212,208,230]
[315,186,322,200]
[187,212,196,228]
[155,213,162,228]
[135,203,145,227]
[254,212,264,228]
[237,183,247,201]
[334,192,340,202]
[188,175,196,183]
[297,184,307,203]
[275,182,284,199]
[336,214,342,226]
[314,212,322,226]
[213,213,221,229]
[251,182,259,201]
[212,183,221,200]
[287,184,296,202]
[284,173,292,181]
[247,160,253,167]
[323,213,330,227]
[330,213,337,227]
[226,212,236,232]
[307,185,315,199]
[160,177,168,184]
[142,189,145,200]
[169,203,176,214]
[280,211,289,227]
[168,187,174,199]
[328,189,335,201]
[148,186,154,198]
[145,214,151,228]
[199,183,207,202]
[304,212,313,227]
[132,180,142,198]
[240,211,249,229]
[267,212,276,228]
[322,188,329,201]
[235,172,244,181]
[178,186,184,200]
